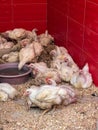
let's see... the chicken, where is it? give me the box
[58,62,79,82]
[0,42,14,50]
[50,46,76,65]
[0,43,4,49]
[21,28,38,43]
[2,51,19,63]
[8,28,27,40]
[0,83,18,99]
[50,46,68,59]
[29,60,61,84]
[31,28,38,40]
[50,54,67,70]
[18,43,35,70]
[0,35,7,43]
[28,62,48,76]
[50,46,78,70]
[43,69,61,84]
[37,44,56,67]
[0,90,8,101]
[45,78,57,86]
[38,30,54,46]
[70,63,93,88]
[50,45,79,82]
[33,40,43,57]
[26,28,38,40]
[4,42,14,49]
[23,84,77,110]
[34,67,61,85]
[19,38,31,47]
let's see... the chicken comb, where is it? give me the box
[46,77,50,81]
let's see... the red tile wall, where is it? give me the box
[47,0,98,86]
[1,0,98,85]
[0,0,47,33]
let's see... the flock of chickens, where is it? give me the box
[0,28,93,111]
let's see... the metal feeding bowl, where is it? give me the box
[0,63,32,85]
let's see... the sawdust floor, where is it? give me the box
[0,80,98,130]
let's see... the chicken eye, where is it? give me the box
[25,90,30,95]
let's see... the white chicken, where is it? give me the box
[23,84,77,110]
[18,43,35,70]
[33,40,43,57]
[26,28,38,40]
[19,29,38,47]
[38,30,54,47]
[34,67,61,85]
[50,46,68,59]
[0,42,14,50]
[0,35,7,43]
[2,51,19,63]
[0,43,5,49]
[18,39,43,70]
[19,38,31,47]
[28,62,48,76]
[50,45,79,82]
[50,54,67,70]
[59,62,79,82]
[0,83,18,99]
[0,90,8,101]
[50,46,79,70]
[42,68,61,84]
[3,42,14,49]
[8,28,27,40]
[70,63,93,88]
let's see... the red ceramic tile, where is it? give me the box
[13,0,47,4]
[68,0,85,24]
[54,39,67,48]
[13,21,47,34]
[88,0,98,4]
[13,4,47,21]
[0,22,14,32]
[48,0,68,16]
[0,0,11,4]
[83,27,98,63]
[0,5,12,22]
[47,6,67,42]
[66,41,83,68]
[68,18,84,49]
[85,1,98,33]
[89,62,98,86]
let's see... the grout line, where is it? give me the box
[82,0,86,64]
[87,0,98,5]
[68,16,84,28]
[66,1,69,46]
[82,0,87,49]
[50,5,68,18]
[11,0,14,24]
[68,39,98,64]
[12,3,47,6]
